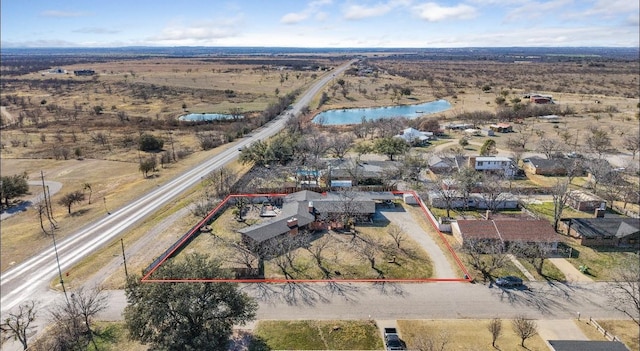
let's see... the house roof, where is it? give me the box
[238,191,319,243]
[428,156,455,168]
[395,127,431,142]
[238,190,382,243]
[568,190,604,203]
[569,218,640,239]
[456,219,559,243]
[526,158,564,169]
[548,340,630,351]
[475,156,513,162]
[326,158,399,180]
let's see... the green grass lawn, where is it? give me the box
[252,320,383,350]
[564,242,639,281]
[517,257,566,281]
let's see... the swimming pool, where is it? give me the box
[312,99,451,125]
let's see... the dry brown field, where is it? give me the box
[1,53,638,280]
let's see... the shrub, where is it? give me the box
[139,133,164,152]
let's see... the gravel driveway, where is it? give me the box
[378,206,457,279]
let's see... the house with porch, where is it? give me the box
[452,219,559,250]
[238,190,392,247]
[563,217,640,248]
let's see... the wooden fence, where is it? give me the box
[588,317,621,342]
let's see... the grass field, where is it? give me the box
[574,319,640,351]
[182,204,434,280]
[398,319,549,351]
[253,320,383,350]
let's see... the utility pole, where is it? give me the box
[103,197,110,215]
[120,238,129,280]
[51,225,69,305]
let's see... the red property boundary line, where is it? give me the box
[141,191,472,283]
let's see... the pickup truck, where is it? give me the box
[384,328,405,350]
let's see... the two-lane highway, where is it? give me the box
[0,59,357,315]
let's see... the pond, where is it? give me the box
[312,99,451,125]
[178,113,241,121]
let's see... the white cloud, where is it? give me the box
[72,27,120,34]
[343,3,395,19]
[150,17,242,43]
[413,2,476,22]
[581,0,639,17]
[281,12,309,24]
[40,10,91,17]
[280,0,333,24]
[504,0,572,22]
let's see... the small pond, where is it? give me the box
[178,113,241,121]
[312,99,451,125]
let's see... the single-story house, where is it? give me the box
[523,157,567,176]
[324,158,400,186]
[563,217,640,248]
[428,191,519,210]
[567,190,606,212]
[489,123,513,133]
[548,340,630,351]
[238,190,389,246]
[452,219,559,249]
[394,127,432,145]
[428,156,456,174]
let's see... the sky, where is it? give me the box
[1,0,638,48]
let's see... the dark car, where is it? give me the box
[495,276,523,287]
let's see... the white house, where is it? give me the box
[394,127,432,145]
[470,156,517,177]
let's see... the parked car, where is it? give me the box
[495,276,523,287]
[384,328,405,350]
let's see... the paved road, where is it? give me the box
[97,281,626,322]
[0,60,357,317]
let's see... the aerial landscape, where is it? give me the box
[1,1,639,350]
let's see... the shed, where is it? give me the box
[567,190,606,212]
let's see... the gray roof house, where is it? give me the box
[238,190,386,245]
[564,217,640,248]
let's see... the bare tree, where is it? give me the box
[460,239,510,283]
[623,133,640,159]
[387,224,406,249]
[585,126,612,158]
[72,285,109,350]
[329,133,354,159]
[58,190,85,214]
[477,173,510,212]
[488,318,502,348]
[46,286,108,351]
[511,315,538,347]
[551,179,570,231]
[305,233,334,278]
[206,166,236,197]
[514,241,554,276]
[1,300,38,350]
[83,183,92,204]
[608,257,640,326]
[412,329,450,351]
[537,137,562,159]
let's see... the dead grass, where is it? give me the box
[574,319,639,351]
[398,319,549,351]
[182,205,434,280]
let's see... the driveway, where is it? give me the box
[0,180,62,221]
[378,206,457,279]
[549,258,594,283]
